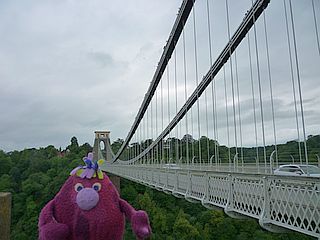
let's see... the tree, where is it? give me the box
[0,150,12,175]
[173,210,200,240]
[67,136,79,153]
[0,135,318,240]
[0,174,13,192]
[111,138,124,153]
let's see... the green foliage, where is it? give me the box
[67,136,80,153]
[122,134,320,165]
[0,136,318,239]
[0,174,13,192]
[0,150,12,175]
[111,138,124,153]
[173,210,200,240]
[120,179,314,240]
[0,137,92,239]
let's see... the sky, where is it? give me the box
[0,0,182,151]
[0,0,319,152]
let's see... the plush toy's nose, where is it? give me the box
[76,188,99,210]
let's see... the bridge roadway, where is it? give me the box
[102,163,320,239]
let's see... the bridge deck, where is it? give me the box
[102,164,320,239]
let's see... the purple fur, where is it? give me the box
[39,174,151,240]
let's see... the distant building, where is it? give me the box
[57,150,65,158]
[57,148,69,158]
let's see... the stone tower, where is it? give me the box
[93,131,113,162]
[93,131,120,193]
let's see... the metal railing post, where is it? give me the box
[233,153,238,172]
[224,174,234,214]
[269,150,276,174]
[316,154,320,167]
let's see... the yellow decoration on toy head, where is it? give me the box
[96,159,105,179]
[76,169,84,177]
[98,159,104,166]
[97,170,104,179]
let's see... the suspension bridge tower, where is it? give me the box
[93,131,113,162]
[93,131,120,193]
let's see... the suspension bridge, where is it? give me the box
[93,0,319,238]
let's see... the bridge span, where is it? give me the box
[105,163,320,238]
[93,131,320,239]
[92,0,320,238]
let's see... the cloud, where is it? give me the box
[0,0,319,154]
[87,52,114,68]
[0,0,182,151]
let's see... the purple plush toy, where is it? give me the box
[38,153,151,240]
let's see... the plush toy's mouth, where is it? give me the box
[76,188,99,210]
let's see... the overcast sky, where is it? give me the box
[0,0,183,151]
[0,0,319,152]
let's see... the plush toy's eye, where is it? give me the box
[92,183,101,192]
[74,183,84,192]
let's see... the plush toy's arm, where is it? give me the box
[118,198,135,220]
[39,200,70,240]
[119,199,151,239]
[39,200,56,227]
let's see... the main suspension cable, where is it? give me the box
[312,0,320,56]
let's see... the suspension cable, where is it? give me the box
[207,0,219,168]
[174,46,179,163]
[247,32,260,172]
[192,0,202,166]
[119,0,270,166]
[252,0,267,172]
[147,106,149,164]
[167,60,171,163]
[288,0,309,168]
[155,88,158,164]
[161,69,164,165]
[223,66,231,170]
[143,107,146,163]
[312,0,320,56]
[190,100,195,164]
[151,94,154,164]
[226,0,238,170]
[283,0,302,164]
[182,23,190,166]
[234,51,244,172]
[137,120,143,161]
[263,10,278,168]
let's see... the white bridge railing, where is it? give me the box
[103,164,320,239]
